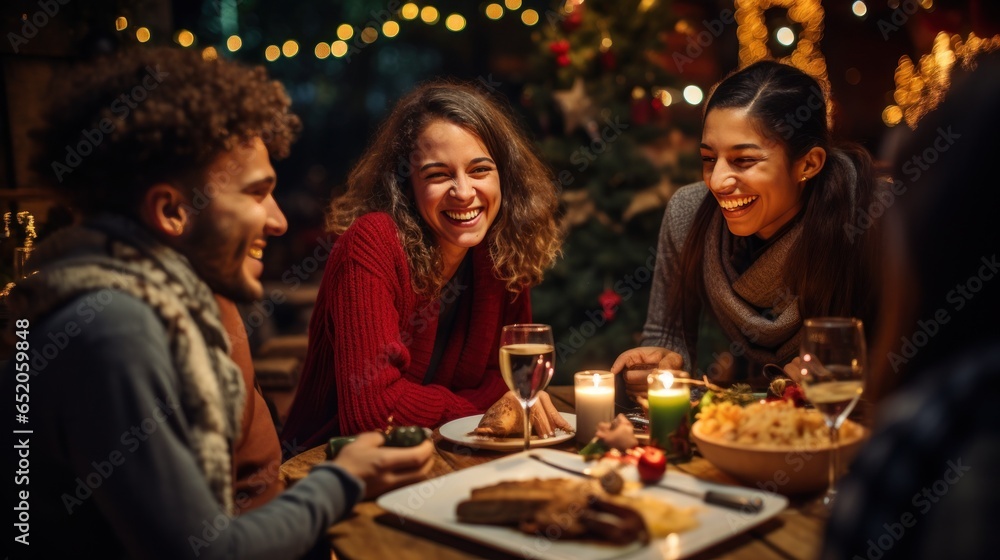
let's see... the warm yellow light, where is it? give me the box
[136,27,150,43]
[421,6,440,24]
[227,35,242,52]
[401,3,419,20]
[919,0,933,9]
[360,27,378,43]
[315,42,331,59]
[282,40,299,57]
[658,90,673,106]
[383,21,400,38]
[505,0,522,9]
[331,41,348,58]
[683,85,704,105]
[176,29,195,47]
[445,14,466,31]
[775,27,795,46]
[631,86,645,100]
[485,4,504,20]
[115,17,128,31]
[882,105,903,126]
[852,1,868,17]
[265,45,281,61]
[521,9,539,26]
[202,46,218,61]
[600,37,613,51]
[337,24,354,40]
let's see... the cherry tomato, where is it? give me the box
[637,446,667,483]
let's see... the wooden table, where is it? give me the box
[280,386,828,559]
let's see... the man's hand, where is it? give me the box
[610,347,684,400]
[332,432,435,500]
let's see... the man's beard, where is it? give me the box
[179,217,262,303]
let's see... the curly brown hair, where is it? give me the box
[328,80,562,296]
[35,46,301,215]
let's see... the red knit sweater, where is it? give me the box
[281,213,530,449]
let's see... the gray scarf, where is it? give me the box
[702,211,802,366]
[10,215,245,513]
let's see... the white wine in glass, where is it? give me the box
[799,317,866,509]
[499,324,555,451]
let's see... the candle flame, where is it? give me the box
[591,373,601,388]
[659,371,674,388]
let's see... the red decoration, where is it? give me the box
[630,98,652,126]
[600,50,616,71]
[637,447,667,483]
[548,39,570,55]
[556,54,571,67]
[563,10,583,32]
[598,287,622,321]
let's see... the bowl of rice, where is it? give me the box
[690,400,868,495]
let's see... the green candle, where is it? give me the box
[648,371,691,451]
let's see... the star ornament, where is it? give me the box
[553,77,595,134]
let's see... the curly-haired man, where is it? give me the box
[5,47,432,559]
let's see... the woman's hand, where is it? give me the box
[332,432,435,500]
[610,347,684,400]
[528,390,574,438]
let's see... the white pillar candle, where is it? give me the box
[574,371,615,444]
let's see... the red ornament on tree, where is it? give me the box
[600,50,616,71]
[598,287,623,322]
[563,10,583,32]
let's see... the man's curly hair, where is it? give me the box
[327,80,563,296]
[35,46,301,215]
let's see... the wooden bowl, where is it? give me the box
[690,419,868,495]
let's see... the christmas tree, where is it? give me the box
[522,0,710,381]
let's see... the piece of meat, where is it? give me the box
[470,396,523,437]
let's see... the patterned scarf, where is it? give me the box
[702,211,802,366]
[10,215,245,513]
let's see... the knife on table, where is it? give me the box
[528,453,764,513]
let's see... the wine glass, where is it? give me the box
[798,317,866,508]
[499,324,556,451]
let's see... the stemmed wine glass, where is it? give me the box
[499,324,556,451]
[799,317,866,508]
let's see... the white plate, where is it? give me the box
[438,413,576,451]
[377,448,788,560]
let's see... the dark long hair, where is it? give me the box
[328,80,562,296]
[667,61,882,359]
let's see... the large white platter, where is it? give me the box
[377,448,788,559]
[439,413,577,451]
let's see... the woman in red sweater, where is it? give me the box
[281,81,566,449]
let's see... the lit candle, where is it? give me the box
[647,370,691,451]
[574,371,615,444]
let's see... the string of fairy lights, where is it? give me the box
[113,1,539,63]
[109,0,1000,127]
